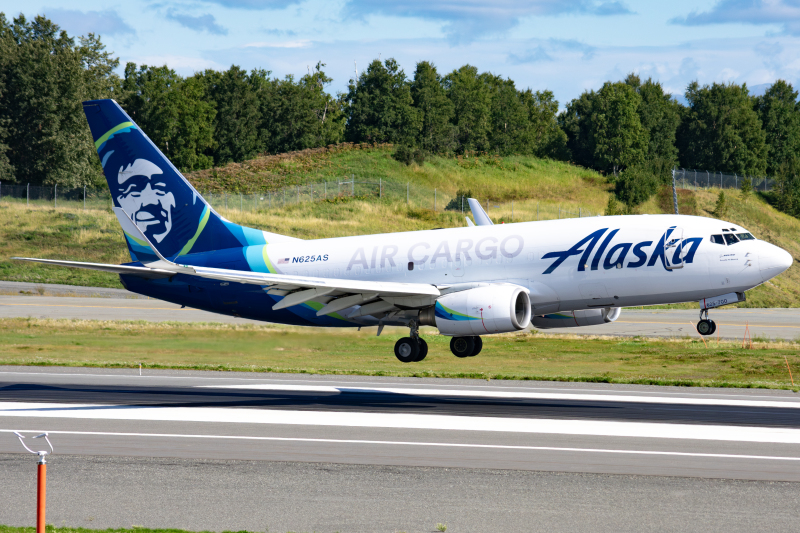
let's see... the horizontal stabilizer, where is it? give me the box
[11,257,174,279]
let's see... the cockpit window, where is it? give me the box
[723,233,740,245]
[710,234,725,245]
[736,232,755,241]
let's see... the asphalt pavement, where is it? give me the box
[2,368,800,532]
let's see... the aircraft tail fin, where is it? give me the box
[82,99,295,262]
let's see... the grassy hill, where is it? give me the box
[1,147,798,307]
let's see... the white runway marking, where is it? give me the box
[3,401,800,444]
[199,383,800,409]
[1,429,798,462]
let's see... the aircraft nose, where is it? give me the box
[759,244,793,282]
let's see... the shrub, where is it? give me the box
[656,186,698,215]
[393,145,425,166]
[445,189,473,211]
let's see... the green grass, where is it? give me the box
[3,318,800,390]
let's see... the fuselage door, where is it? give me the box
[664,227,685,270]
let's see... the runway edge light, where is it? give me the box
[14,431,54,533]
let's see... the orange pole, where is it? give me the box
[37,461,46,533]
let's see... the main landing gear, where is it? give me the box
[394,320,428,363]
[450,336,483,358]
[696,309,717,336]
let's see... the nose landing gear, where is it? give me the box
[394,320,428,363]
[696,309,717,336]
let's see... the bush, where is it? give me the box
[393,145,425,166]
[613,165,660,207]
[740,176,753,200]
[712,190,728,218]
[445,188,473,211]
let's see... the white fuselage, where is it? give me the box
[256,214,787,325]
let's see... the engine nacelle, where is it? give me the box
[531,307,621,329]
[423,285,531,336]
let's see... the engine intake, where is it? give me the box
[425,285,531,336]
[531,307,621,329]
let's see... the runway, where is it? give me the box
[2,367,800,531]
[2,292,799,339]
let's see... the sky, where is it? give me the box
[4,0,800,106]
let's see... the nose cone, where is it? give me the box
[759,245,793,282]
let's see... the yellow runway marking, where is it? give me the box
[0,303,186,311]
[615,320,795,329]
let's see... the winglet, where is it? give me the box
[467,198,493,226]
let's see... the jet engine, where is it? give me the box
[419,285,531,336]
[531,307,621,329]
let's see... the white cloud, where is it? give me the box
[242,40,313,48]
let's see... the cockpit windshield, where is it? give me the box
[736,232,755,241]
[723,233,740,245]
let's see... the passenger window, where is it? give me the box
[736,233,755,241]
[710,235,725,245]
[723,233,739,245]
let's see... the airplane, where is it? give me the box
[14,99,794,362]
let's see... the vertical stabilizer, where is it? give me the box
[82,99,295,262]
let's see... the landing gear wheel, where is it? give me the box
[416,338,428,362]
[450,336,475,358]
[709,320,717,335]
[697,319,714,336]
[395,337,420,363]
[470,336,483,357]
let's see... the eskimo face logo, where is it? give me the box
[116,159,176,243]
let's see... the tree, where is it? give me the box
[625,74,681,165]
[344,58,419,145]
[0,13,108,187]
[443,65,492,153]
[521,89,567,159]
[590,81,648,174]
[558,90,597,167]
[754,80,800,176]
[677,82,767,175]
[485,75,531,155]
[410,61,454,153]
[121,63,215,171]
[196,65,261,166]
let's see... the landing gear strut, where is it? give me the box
[696,309,717,336]
[450,336,483,358]
[394,320,428,363]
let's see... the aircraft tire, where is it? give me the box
[415,338,428,362]
[469,336,483,357]
[697,319,714,336]
[395,337,420,363]
[709,320,717,335]
[450,336,475,358]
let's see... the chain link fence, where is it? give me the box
[0,177,596,223]
[673,168,775,192]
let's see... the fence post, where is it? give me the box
[324,182,327,199]
[379,178,382,199]
[720,172,722,189]
[558,206,560,219]
[537,202,539,221]
[513,201,515,221]
[54,184,57,208]
[283,189,286,206]
[311,183,313,202]
[83,186,86,210]
[351,174,355,196]
[297,185,300,204]
[434,188,436,211]
[672,168,679,215]
[706,171,709,188]
[406,182,409,204]
[735,173,737,189]
[578,206,580,218]
[27,184,29,206]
